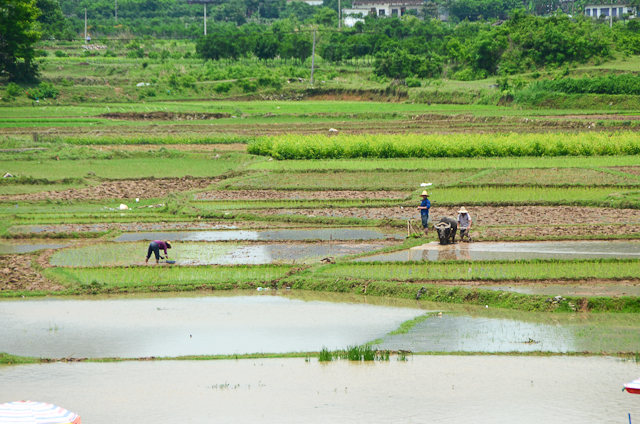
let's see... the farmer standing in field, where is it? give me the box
[417,190,430,236]
[145,240,172,264]
[457,207,472,242]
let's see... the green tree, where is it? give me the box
[0,0,41,82]
[35,0,72,39]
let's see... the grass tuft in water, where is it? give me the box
[318,347,332,362]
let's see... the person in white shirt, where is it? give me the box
[457,206,472,242]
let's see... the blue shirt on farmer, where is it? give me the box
[420,198,430,215]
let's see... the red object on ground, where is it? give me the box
[624,378,640,394]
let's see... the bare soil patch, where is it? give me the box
[100,111,230,121]
[0,253,63,291]
[195,190,409,201]
[0,177,216,201]
[539,114,640,120]
[9,221,296,235]
[610,166,640,176]
[262,206,640,226]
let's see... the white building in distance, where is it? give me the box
[344,0,422,24]
[584,3,635,17]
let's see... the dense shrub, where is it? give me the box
[527,74,640,95]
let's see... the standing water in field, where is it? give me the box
[115,228,405,242]
[357,240,640,262]
[0,292,424,358]
[1,356,638,424]
[50,241,389,266]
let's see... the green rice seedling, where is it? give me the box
[248,132,640,160]
[315,259,640,281]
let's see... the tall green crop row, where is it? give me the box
[248,132,640,159]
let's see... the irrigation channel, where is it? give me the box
[1,357,639,423]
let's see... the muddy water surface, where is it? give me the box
[377,309,640,353]
[1,356,638,424]
[0,292,424,358]
[0,242,67,254]
[358,240,640,262]
[115,228,404,242]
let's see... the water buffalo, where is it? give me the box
[433,217,458,245]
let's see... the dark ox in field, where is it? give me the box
[434,217,458,245]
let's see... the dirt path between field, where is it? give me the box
[539,114,640,120]
[100,112,231,121]
[0,177,216,201]
[261,206,640,226]
[8,221,296,235]
[195,190,409,201]
[477,224,640,239]
[0,253,63,291]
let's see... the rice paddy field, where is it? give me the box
[4,95,640,424]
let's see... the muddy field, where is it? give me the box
[0,253,62,291]
[477,224,640,239]
[9,221,298,234]
[611,166,640,176]
[195,190,409,201]
[0,177,216,201]
[100,112,230,121]
[263,206,640,226]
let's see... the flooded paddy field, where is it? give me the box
[376,308,640,353]
[2,356,639,424]
[0,292,424,358]
[50,241,391,266]
[115,227,405,242]
[357,240,640,262]
[0,241,68,254]
[2,292,640,358]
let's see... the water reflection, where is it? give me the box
[116,228,405,242]
[358,240,640,262]
[1,356,638,424]
[0,292,424,358]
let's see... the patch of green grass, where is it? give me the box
[387,313,434,335]
[314,258,640,281]
[0,352,40,364]
[0,154,247,180]
[248,155,640,172]
[469,167,640,186]
[222,170,479,191]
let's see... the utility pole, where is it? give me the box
[310,29,316,85]
[610,12,613,27]
[204,4,207,36]
[338,0,341,28]
[84,8,87,44]
[115,0,117,22]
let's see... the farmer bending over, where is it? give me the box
[145,240,171,264]
[457,207,472,242]
[417,190,430,236]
